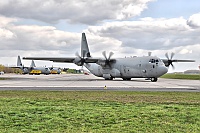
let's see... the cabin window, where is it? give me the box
[149,59,155,63]
[149,59,159,63]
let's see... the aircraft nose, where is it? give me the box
[158,66,168,75]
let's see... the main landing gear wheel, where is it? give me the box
[151,77,158,82]
[105,77,113,80]
[122,78,131,81]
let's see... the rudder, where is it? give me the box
[17,56,23,66]
[30,60,36,67]
[81,33,91,57]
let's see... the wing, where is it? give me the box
[23,57,100,63]
[9,66,22,69]
[9,66,30,70]
[162,59,195,67]
[23,57,75,63]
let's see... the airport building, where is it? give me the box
[184,70,200,74]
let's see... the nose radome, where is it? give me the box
[159,66,168,75]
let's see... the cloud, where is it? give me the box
[1,25,80,52]
[0,16,121,58]
[86,17,200,51]
[0,0,154,24]
[187,12,200,28]
[0,16,17,39]
[179,49,192,55]
[0,11,199,71]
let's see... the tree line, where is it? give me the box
[0,64,22,74]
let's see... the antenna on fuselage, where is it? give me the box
[148,52,152,56]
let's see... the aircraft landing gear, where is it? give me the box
[122,78,131,81]
[105,77,113,80]
[151,77,158,82]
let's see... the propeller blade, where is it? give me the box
[102,51,107,60]
[170,52,175,60]
[165,53,169,60]
[171,63,175,69]
[75,52,81,58]
[108,52,114,61]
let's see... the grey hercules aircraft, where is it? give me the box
[23,33,195,82]
[11,56,51,75]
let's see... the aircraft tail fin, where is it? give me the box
[30,60,36,67]
[81,33,91,57]
[17,55,23,67]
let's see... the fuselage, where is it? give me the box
[85,56,168,80]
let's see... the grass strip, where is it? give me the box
[0,91,199,133]
[161,73,200,80]
[0,78,7,80]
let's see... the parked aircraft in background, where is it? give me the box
[11,56,51,75]
[23,33,195,82]
[49,66,62,74]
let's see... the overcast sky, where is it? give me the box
[0,0,200,72]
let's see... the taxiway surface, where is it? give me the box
[0,74,199,92]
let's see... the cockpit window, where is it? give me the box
[149,59,159,63]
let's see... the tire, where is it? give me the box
[151,77,158,82]
[105,77,113,80]
[123,78,131,81]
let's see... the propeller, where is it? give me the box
[165,52,175,69]
[163,52,195,69]
[74,51,91,68]
[74,51,86,66]
[101,51,114,67]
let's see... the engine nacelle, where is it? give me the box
[102,69,121,79]
[110,68,121,77]
[103,74,111,79]
[97,60,106,66]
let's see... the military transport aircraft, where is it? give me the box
[12,56,51,75]
[49,66,62,74]
[23,33,195,82]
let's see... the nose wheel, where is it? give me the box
[151,77,158,82]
